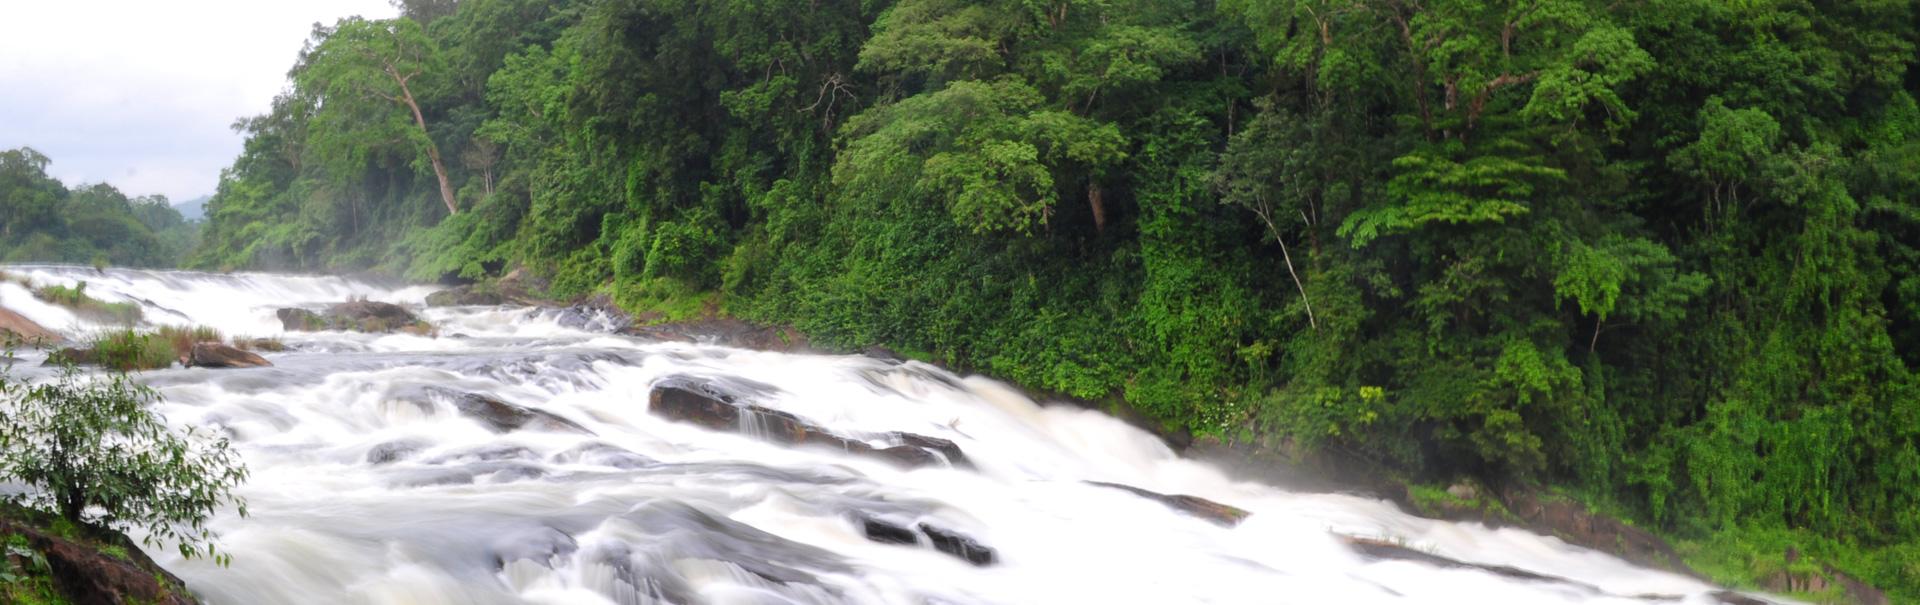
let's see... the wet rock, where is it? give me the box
[276,308,326,331]
[0,306,60,344]
[240,337,289,352]
[0,507,196,605]
[188,342,272,368]
[918,523,996,566]
[366,440,428,464]
[648,376,970,469]
[426,285,507,307]
[328,301,432,334]
[490,526,578,569]
[648,378,748,431]
[620,501,851,585]
[889,432,972,469]
[278,302,433,334]
[551,443,654,469]
[1086,481,1250,527]
[858,516,919,546]
[441,391,592,435]
[1499,488,1694,576]
[873,445,942,468]
[1342,535,1596,588]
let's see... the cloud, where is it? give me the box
[0,0,396,201]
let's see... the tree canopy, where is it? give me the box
[190,0,1920,597]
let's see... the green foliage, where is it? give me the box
[86,330,178,372]
[32,284,142,326]
[187,0,1920,595]
[0,148,197,268]
[0,361,249,564]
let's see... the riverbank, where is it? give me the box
[520,277,1896,605]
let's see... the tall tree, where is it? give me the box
[300,17,460,215]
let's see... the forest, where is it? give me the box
[0,147,199,267]
[187,0,1920,597]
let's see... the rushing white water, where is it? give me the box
[0,266,1786,605]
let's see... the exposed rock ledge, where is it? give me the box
[647,375,970,470]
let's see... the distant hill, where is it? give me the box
[173,195,210,222]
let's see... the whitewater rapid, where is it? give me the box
[0,266,1780,604]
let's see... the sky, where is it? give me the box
[0,0,397,204]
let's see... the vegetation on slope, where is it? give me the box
[188,0,1920,597]
[0,148,200,268]
[0,357,249,602]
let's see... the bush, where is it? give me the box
[0,360,248,563]
[88,330,177,371]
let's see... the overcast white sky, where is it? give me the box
[0,0,397,203]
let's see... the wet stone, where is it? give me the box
[366,440,428,464]
[918,523,996,566]
[188,342,272,368]
[1086,481,1251,527]
[858,516,920,546]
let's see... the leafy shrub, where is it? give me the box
[0,361,249,563]
[87,330,178,371]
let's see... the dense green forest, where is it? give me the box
[0,147,200,267]
[191,0,1920,596]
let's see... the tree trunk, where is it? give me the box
[1088,183,1107,233]
[396,80,459,215]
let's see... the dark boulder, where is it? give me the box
[276,308,326,331]
[327,301,430,334]
[426,285,507,307]
[648,376,971,469]
[918,523,996,566]
[441,390,592,435]
[858,516,920,546]
[1086,481,1250,527]
[849,513,997,566]
[187,342,272,368]
[1342,535,1598,588]
[278,301,433,334]
[889,432,972,469]
[649,378,748,431]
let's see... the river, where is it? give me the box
[0,266,1781,604]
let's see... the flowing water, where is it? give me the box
[0,266,1781,605]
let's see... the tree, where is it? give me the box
[300,17,460,215]
[0,361,248,563]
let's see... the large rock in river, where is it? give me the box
[432,388,592,435]
[425,285,508,307]
[648,376,970,469]
[278,301,433,334]
[1086,481,1250,527]
[187,342,272,369]
[0,306,60,344]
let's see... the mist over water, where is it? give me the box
[0,266,1775,604]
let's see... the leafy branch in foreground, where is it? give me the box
[0,358,249,564]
